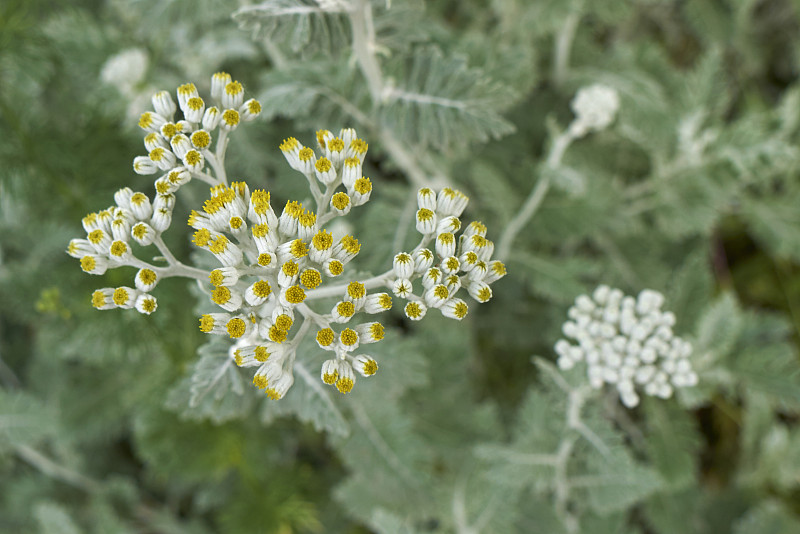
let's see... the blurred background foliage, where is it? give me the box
[1,0,800,532]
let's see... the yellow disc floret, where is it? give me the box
[138,269,157,286]
[322,370,338,385]
[284,285,306,304]
[209,269,224,286]
[225,81,243,96]
[211,287,231,305]
[290,239,308,258]
[336,377,354,394]
[362,360,378,376]
[247,100,261,114]
[227,318,246,338]
[328,138,345,152]
[255,346,270,362]
[350,138,368,154]
[199,314,215,332]
[268,325,287,343]
[284,200,304,218]
[298,210,316,228]
[252,280,272,298]
[112,288,129,306]
[316,328,335,347]
[331,192,350,210]
[193,229,211,247]
[80,256,96,272]
[222,109,239,126]
[138,112,153,129]
[370,322,385,341]
[312,230,333,250]
[274,314,293,331]
[315,157,332,172]
[209,235,229,254]
[280,137,299,152]
[354,177,372,194]
[299,147,314,161]
[91,290,106,309]
[340,328,358,346]
[336,301,355,318]
[405,302,423,319]
[347,281,366,299]
[300,269,322,289]
[88,229,105,244]
[282,260,299,277]
[191,130,211,148]
[340,235,361,255]
[109,241,128,257]
[327,259,344,276]
[417,208,434,222]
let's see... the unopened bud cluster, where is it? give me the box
[555,285,696,408]
[389,188,507,322]
[569,84,620,137]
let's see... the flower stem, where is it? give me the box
[496,129,576,261]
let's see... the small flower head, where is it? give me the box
[404,301,427,321]
[135,268,158,292]
[91,288,115,310]
[555,285,696,408]
[353,354,378,377]
[135,294,158,315]
[570,84,620,137]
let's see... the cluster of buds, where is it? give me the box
[68,73,261,318]
[68,74,506,402]
[555,285,697,408]
[388,188,507,322]
[569,83,620,138]
[189,170,385,398]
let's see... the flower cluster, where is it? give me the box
[190,132,386,398]
[569,83,620,137]
[388,188,507,322]
[68,73,261,319]
[555,285,697,408]
[68,74,506,402]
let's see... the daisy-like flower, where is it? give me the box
[554,285,697,408]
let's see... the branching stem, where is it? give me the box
[496,129,577,261]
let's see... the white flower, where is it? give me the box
[570,84,620,137]
[554,285,696,408]
[100,48,148,93]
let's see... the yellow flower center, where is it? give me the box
[327,260,343,276]
[340,328,358,346]
[315,157,331,172]
[331,192,350,210]
[138,269,157,285]
[91,290,106,308]
[252,280,271,298]
[284,285,306,304]
[112,288,129,305]
[354,177,372,194]
[227,318,246,338]
[300,269,322,289]
[316,328,335,346]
